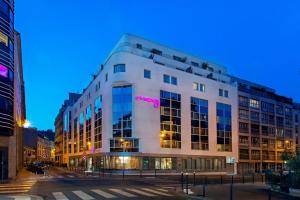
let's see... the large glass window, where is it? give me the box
[113,64,125,73]
[216,103,232,151]
[0,0,9,20]
[94,96,102,149]
[79,112,84,151]
[0,95,12,115]
[73,117,78,153]
[160,90,181,149]
[191,97,208,150]
[85,105,92,149]
[112,85,132,138]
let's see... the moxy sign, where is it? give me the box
[135,96,160,108]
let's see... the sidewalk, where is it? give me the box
[188,183,300,200]
[15,168,43,182]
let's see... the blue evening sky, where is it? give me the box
[14,0,300,130]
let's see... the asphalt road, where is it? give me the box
[27,167,186,200]
[1,167,299,200]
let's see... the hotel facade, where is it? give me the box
[57,34,239,174]
[56,34,299,174]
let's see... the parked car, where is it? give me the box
[26,162,44,174]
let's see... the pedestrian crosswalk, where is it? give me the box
[0,180,36,194]
[50,187,173,199]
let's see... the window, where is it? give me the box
[0,31,8,46]
[239,96,249,107]
[251,124,260,135]
[136,43,142,49]
[193,82,205,92]
[94,96,102,149]
[144,69,151,79]
[95,81,100,91]
[112,85,132,139]
[79,112,84,151]
[216,103,232,152]
[191,97,209,150]
[113,64,126,73]
[85,105,92,147]
[0,64,8,78]
[239,122,249,133]
[239,109,249,120]
[191,61,199,67]
[73,118,78,153]
[219,89,229,97]
[219,89,223,97]
[163,74,170,83]
[249,99,259,109]
[171,76,177,85]
[0,0,9,20]
[160,90,181,149]
[224,90,229,97]
[276,105,284,115]
[250,111,260,122]
[105,73,108,82]
[163,74,177,85]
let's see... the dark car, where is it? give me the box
[26,162,44,174]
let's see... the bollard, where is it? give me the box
[252,174,255,184]
[268,188,271,200]
[186,173,189,195]
[243,175,245,184]
[193,171,196,185]
[203,184,206,197]
[221,175,223,184]
[231,175,234,184]
[230,183,233,200]
[140,169,142,178]
[261,174,264,183]
[154,169,157,177]
[181,172,184,191]
[122,169,125,180]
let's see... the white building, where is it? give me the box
[60,34,239,174]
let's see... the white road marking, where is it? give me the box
[126,188,157,197]
[0,190,29,194]
[91,189,117,198]
[183,188,194,195]
[67,175,74,178]
[156,188,169,192]
[72,190,94,200]
[141,188,173,196]
[52,192,69,200]
[109,188,137,197]
[9,195,31,200]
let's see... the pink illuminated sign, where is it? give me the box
[0,64,8,78]
[135,96,160,108]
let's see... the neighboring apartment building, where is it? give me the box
[294,103,300,152]
[54,93,80,166]
[231,77,297,173]
[0,0,26,180]
[23,128,55,164]
[57,34,239,174]
[36,136,53,162]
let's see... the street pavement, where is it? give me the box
[1,167,299,200]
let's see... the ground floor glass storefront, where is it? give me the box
[68,155,232,173]
[238,162,284,174]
